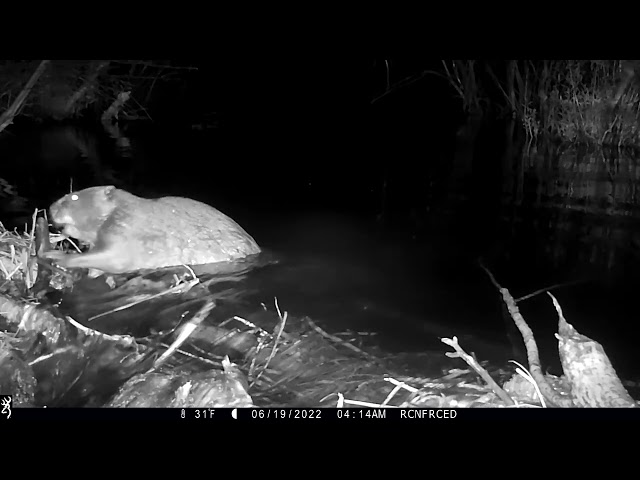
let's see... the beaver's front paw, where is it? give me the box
[42,250,74,266]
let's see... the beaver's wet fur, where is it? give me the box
[45,185,261,274]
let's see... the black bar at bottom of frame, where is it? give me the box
[3,407,640,421]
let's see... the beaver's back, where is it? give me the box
[103,189,261,264]
[50,186,261,273]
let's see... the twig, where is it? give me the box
[305,316,380,363]
[150,299,216,371]
[515,279,586,303]
[337,397,397,408]
[155,343,220,367]
[87,276,199,321]
[64,315,137,345]
[380,376,421,406]
[442,336,515,406]
[250,297,288,387]
[509,360,547,408]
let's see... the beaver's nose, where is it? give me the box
[48,205,73,227]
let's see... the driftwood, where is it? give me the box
[481,263,637,408]
[551,295,636,407]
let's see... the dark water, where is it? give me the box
[3,122,640,380]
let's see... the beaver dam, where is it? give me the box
[1,215,638,409]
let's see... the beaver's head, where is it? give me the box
[49,186,117,245]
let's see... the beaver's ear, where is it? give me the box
[104,185,116,197]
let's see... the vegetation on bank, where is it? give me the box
[441,60,640,147]
[0,60,198,133]
[3,59,637,148]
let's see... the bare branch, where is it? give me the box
[0,60,49,133]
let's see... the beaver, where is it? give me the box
[44,185,261,274]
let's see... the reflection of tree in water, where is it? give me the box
[494,142,640,280]
[39,125,121,188]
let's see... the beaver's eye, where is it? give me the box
[71,194,79,201]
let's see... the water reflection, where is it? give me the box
[489,142,640,284]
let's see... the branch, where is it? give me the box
[110,60,198,71]
[478,260,574,407]
[371,69,440,104]
[0,60,49,133]
[64,61,110,115]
